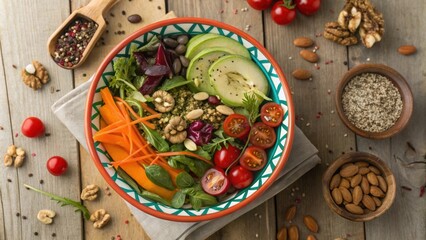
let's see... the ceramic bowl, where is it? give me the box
[322,152,396,222]
[335,64,413,139]
[85,17,294,221]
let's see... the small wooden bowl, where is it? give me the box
[335,64,413,139]
[322,152,396,222]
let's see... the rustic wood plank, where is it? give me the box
[264,0,364,238]
[0,0,82,239]
[350,1,426,239]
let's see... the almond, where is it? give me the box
[377,175,387,192]
[339,186,352,203]
[352,186,363,205]
[354,161,369,167]
[303,215,319,233]
[398,45,417,55]
[362,194,376,211]
[293,37,314,48]
[292,69,312,80]
[277,226,288,240]
[370,186,385,198]
[329,174,341,190]
[369,166,381,175]
[331,188,343,205]
[361,176,370,194]
[350,174,362,187]
[339,178,350,189]
[358,167,370,175]
[339,164,359,178]
[367,172,379,186]
[288,225,299,240]
[373,196,382,207]
[306,235,317,240]
[284,205,297,222]
[345,204,364,215]
[300,50,319,63]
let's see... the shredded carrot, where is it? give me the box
[115,96,159,120]
[110,154,156,167]
[94,114,160,136]
[140,102,158,115]
[157,152,212,166]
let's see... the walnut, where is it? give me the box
[164,116,187,144]
[21,61,49,90]
[4,154,13,167]
[338,6,361,33]
[324,22,358,46]
[14,155,25,168]
[7,145,17,157]
[90,209,111,229]
[152,90,175,113]
[81,184,100,201]
[37,209,56,224]
[4,145,25,167]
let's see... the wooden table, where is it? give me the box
[1,0,425,239]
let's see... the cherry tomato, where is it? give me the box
[240,146,268,171]
[260,102,284,127]
[295,0,321,16]
[228,165,254,189]
[21,117,45,138]
[214,144,241,169]
[249,122,276,149]
[201,168,230,196]
[46,156,68,176]
[271,0,297,25]
[223,114,250,139]
[247,0,274,11]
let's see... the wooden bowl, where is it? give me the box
[335,64,413,139]
[322,152,396,222]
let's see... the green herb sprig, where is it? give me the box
[242,92,263,125]
[202,129,236,154]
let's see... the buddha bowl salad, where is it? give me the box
[95,33,286,210]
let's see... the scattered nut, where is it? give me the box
[293,37,314,48]
[288,225,299,240]
[216,105,234,115]
[284,205,297,222]
[299,50,319,63]
[16,148,25,156]
[277,226,287,240]
[292,69,312,80]
[21,61,49,90]
[183,138,197,151]
[7,145,17,156]
[303,215,319,233]
[90,209,111,229]
[14,155,25,168]
[81,184,100,201]
[37,209,56,224]
[398,45,417,55]
[4,154,13,167]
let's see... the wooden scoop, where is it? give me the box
[47,0,120,69]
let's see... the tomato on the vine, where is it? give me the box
[240,146,268,171]
[46,156,68,176]
[21,117,45,138]
[295,0,321,16]
[223,114,250,139]
[271,0,296,25]
[249,122,276,149]
[260,102,284,127]
[247,0,274,11]
[214,144,241,169]
[228,165,254,189]
[201,168,230,196]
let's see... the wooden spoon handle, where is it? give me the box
[80,0,121,19]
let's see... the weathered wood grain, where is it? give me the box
[350,1,426,239]
[264,0,364,238]
[0,0,82,239]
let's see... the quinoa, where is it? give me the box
[341,73,403,132]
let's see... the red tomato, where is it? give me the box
[214,145,241,169]
[247,0,274,10]
[260,102,284,127]
[271,1,297,25]
[46,156,68,176]
[240,146,268,171]
[295,0,321,16]
[249,122,276,149]
[223,114,250,139]
[21,117,45,138]
[201,168,230,196]
[228,165,254,189]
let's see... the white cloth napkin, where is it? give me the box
[51,79,321,240]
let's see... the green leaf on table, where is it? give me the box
[171,191,186,208]
[144,164,175,190]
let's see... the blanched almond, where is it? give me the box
[332,188,343,204]
[186,109,203,120]
[367,172,379,186]
[303,215,319,233]
[339,164,359,178]
[330,174,341,190]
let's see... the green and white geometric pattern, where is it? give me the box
[90,23,289,217]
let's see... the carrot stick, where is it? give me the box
[157,152,212,166]
[94,114,160,136]
[110,154,156,167]
[100,88,122,117]
[140,102,158,115]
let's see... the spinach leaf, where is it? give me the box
[145,164,175,190]
[116,167,143,195]
[190,159,211,178]
[189,195,202,211]
[141,124,169,152]
[193,148,212,161]
[170,143,184,152]
[192,191,218,206]
[183,184,218,210]
[159,76,192,91]
[140,190,171,206]
[175,172,195,189]
[167,158,186,170]
[171,191,186,208]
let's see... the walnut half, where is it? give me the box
[164,116,187,144]
[81,184,100,201]
[323,22,358,46]
[37,209,56,224]
[90,209,111,229]
[21,61,49,90]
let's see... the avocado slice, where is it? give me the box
[185,34,220,59]
[208,55,269,107]
[186,47,233,95]
[185,35,251,60]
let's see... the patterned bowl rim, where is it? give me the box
[85,17,295,222]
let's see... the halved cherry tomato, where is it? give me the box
[228,165,254,189]
[201,168,230,196]
[223,114,250,139]
[260,102,284,127]
[247,0,274,11]
[240,146,268,171]
[214,144,241,169]
[46,156,68,176]
[21,117,45,138]
[249,122,276,149]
